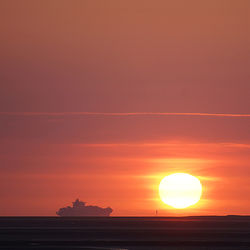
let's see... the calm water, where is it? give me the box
[1,216,250,249]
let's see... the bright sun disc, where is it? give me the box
[159,173,202,209]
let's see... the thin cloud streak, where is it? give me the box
[1,112,250,117]
[72,142,250,148]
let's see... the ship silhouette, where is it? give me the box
[56,199,113,217]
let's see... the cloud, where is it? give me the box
[0,112,250,118]
[56,199,113,217]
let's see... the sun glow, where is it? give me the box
[159,173,202,209]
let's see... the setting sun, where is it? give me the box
[159,173,202,209]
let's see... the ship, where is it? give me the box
[56,199,113,217]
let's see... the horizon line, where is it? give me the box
[0,112,250,117]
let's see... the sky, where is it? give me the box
[0,0,249,216]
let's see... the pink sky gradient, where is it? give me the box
[0,0,250,216]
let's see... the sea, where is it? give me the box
[0,216,250,249]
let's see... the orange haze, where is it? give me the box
[0,0,249,216]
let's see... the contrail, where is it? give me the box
[0,112,250,117]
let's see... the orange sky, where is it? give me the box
[0,0,250,216]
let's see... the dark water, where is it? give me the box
[1,216,250,249]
